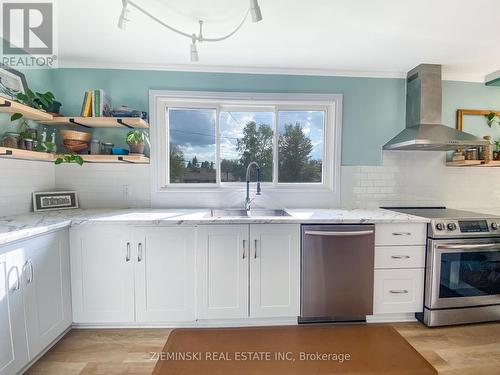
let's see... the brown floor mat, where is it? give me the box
[152,324,437,375]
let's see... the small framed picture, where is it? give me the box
[0,64,28,100]
[33,191,79,212]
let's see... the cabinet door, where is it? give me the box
[0,251,28,375]
[23,231,72,357]
[250,224,300,318]
[197,225,249,319]
[135,227,196,323]
[70,226,135,323]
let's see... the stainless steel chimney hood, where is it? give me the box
[383,64,488,151]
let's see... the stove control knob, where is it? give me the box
[447,222,457,231]
[492,222,499,230]
[435,223,445,231]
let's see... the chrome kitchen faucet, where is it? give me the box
[245,162,261,211]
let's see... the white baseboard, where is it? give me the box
[72,317,299,329]
[366,313,418,323]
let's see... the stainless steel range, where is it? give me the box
[385,207,500,327]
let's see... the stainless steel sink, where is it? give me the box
[209,209,248,217]
[247,209,290,217]
[208,209,290,218]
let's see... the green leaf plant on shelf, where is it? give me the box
[486,112,500,127]
[54,154,84,166]
[10,89,58,121]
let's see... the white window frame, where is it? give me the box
[150,90,342,195]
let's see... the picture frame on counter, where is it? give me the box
[33,191,79,212]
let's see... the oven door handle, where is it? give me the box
[436,243,500,250]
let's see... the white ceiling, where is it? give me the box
[57,0,500,82]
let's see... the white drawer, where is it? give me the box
[375,246,426,269]
[373,269,424,314]
[375,223,426,246]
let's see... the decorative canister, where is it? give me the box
[90,139,100,155]
[2,132,20,148]
[101,142,114,155]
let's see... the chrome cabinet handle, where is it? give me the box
[390,289,409,294]
[392,232,412,236]
[242,239,246,259]
[254,239,258,259]
[304,230,374,237]
[22,261,29,283]
[126,242,131,262]
[10,266,20,292]
[391,255,410,259]
[28,260,34,284]
[138,243,143,262]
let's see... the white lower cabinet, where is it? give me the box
[0,250,28,375]
[135,227,196,322]
[250,225,300,318]
[373,269,424,314]
[0,230,71,375]
[196,225,249,319]
[373,224,426,317]
[23,231,72,357]
[70,225,197,324]
[196,224,300,321]
[70,225,135,323]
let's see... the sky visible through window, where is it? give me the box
[168,107,325,184]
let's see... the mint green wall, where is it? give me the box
[45,68,406,165]
[442,81,500,141]
[5,68,500,165]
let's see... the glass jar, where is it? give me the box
[101,142,114,155]
[2,132,20,149]
[90,139,100,155]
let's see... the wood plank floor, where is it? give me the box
[26,322,500,375]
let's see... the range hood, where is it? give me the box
[383,64,488,151]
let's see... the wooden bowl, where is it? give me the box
[63,139,87,147]
[64,143,88,154]
[60,130,92,142]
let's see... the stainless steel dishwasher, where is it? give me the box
[299,224,375,323]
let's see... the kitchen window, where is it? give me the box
[150,91,342,192]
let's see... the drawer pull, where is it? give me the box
[392,232,412,236]
[242,239,246,259]
[389,289,409,294]
[391,255,410,259]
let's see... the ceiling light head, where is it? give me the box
[190,36,199,62]
[249,0,262,22]
[118,0,130,30]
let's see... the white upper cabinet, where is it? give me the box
[196,225,249,319]
[23,231,71,357]
[249,224,300,318]
[134,227,196,322]
[70,226,135,323]
[0,250,28,375]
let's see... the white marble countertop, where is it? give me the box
[0,208,429,247]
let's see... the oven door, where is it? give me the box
[426,238,500,309]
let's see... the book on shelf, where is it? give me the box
[80,89,112,117]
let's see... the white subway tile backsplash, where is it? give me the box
[0,159,55,216]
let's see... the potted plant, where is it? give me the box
[486,112,499,127]
[126,130,149,154]
[10,89,59,121]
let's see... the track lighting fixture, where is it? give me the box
[117,0,263,62]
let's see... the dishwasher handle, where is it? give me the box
[304,230,374,237]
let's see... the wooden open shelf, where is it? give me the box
[0,97,54,121]
[40,117,149,129]
[0,147,149,164]
[447,161,500,167]
[0,147,55,162]
[81,154,150,164]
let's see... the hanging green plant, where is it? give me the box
[54,154,84,166]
